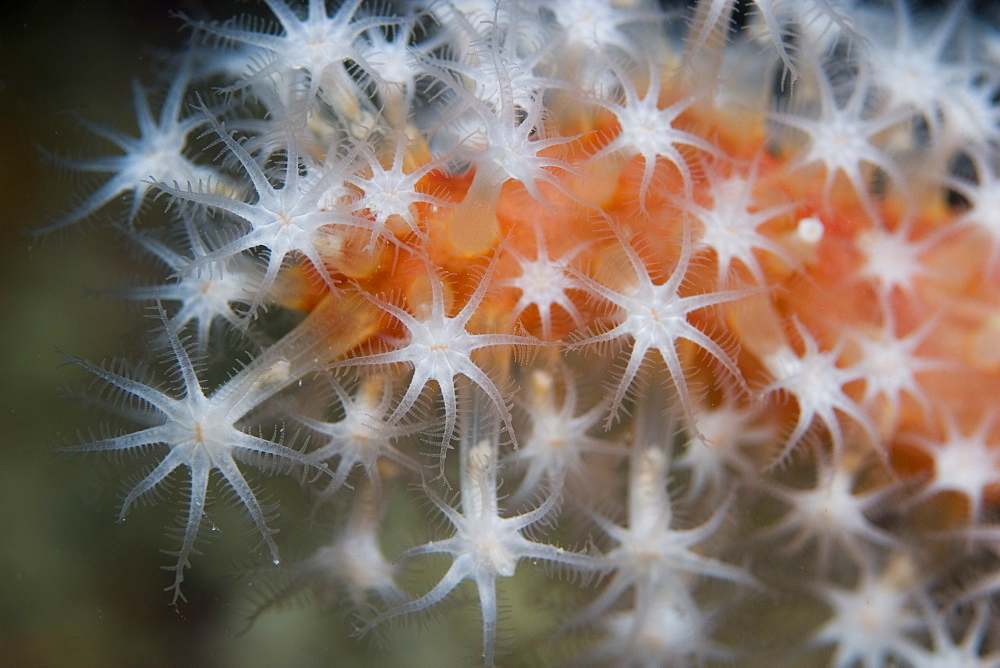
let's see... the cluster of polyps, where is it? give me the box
[52,0,1000,664]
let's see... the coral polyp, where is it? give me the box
[49,0,1000,664]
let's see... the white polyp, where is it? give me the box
[796,217,824,245]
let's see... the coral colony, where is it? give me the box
[47,0,1000,664]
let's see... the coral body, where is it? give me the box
[50,0,1000,664]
